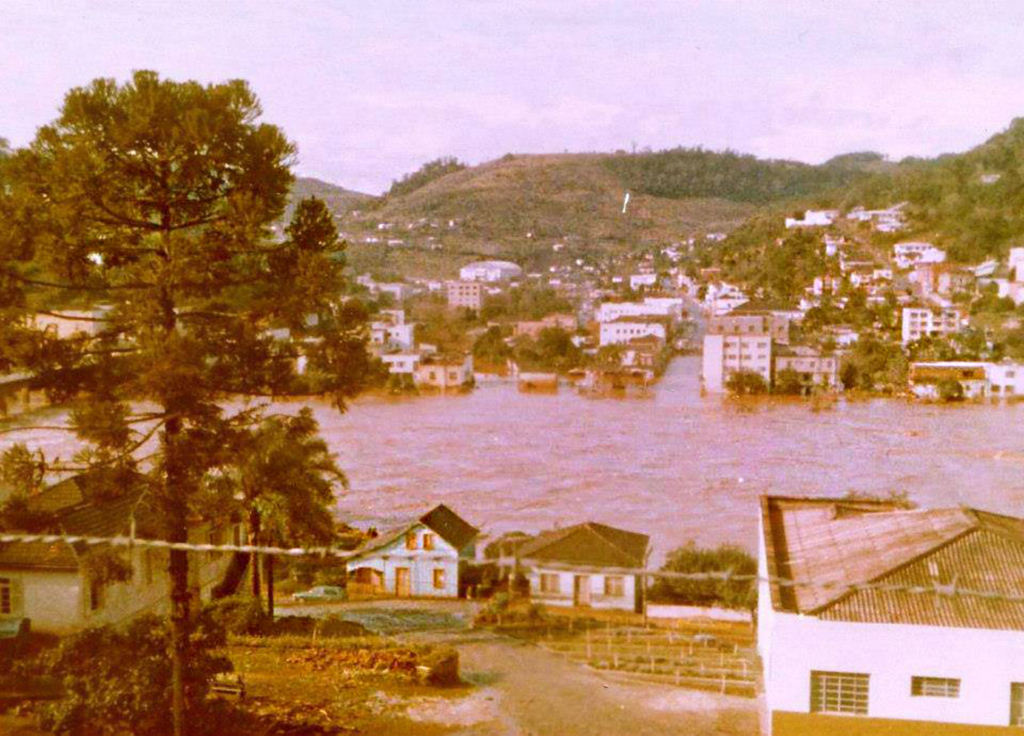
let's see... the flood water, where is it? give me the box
[6,356,1024,561]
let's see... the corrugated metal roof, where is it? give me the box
[762,496,1024,630]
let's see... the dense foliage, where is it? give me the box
[650,542,757,610]
[604,147,883,204]
[387,156,465,198]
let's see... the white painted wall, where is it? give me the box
[599,321,667,346]
[346,523,461,598]
[762,611,1024,728]
[526,567,637,611]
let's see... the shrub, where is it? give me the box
[37,614,231,735]
[203,597,273,636]
[725,370,768,396]
[650,542,756,610]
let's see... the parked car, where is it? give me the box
[293,585,346,603]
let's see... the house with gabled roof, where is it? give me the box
[514,522,649,612]
[345,504,478,599]
[758,495,1024,735]
[0,472,242,634]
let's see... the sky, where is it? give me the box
[3,1,1024,194]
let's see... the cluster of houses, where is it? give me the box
[5,483,1024,735]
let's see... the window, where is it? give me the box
[912,676,960,698]
[1011,683,1024,726]
[540,573,560,594]
[423,533,435,551]
[405,532,418,550]
[0,577,11,615]
[89,578,103,612]
[433,568,445,590]
[810,671,869,715]
[604,576,625,597]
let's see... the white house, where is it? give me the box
[988,361,1024,398]
[599,316,668,347]
[414,353,474,390]
[370,320,416,350]
[0,474,241,635]
[514,522,649,612]
[893,242,946,270]
[785,210,838,229]
[595,298,682,324]
[758,495,1024,735]
[345,504,478,599]
[629,273,658,290]
[380,352,421,375]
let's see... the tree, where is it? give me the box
[203,408,344,617]
[773,368,804,396]
[938,378,965,402]
[725,370,768,395]
[0,72,371,734]
[650,542,756,610]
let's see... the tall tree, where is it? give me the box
[203,406,344,617]
[0,72,370,734]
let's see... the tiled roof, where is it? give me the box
[347,504,478,560]
[762,496,1024,631]
[516,522,649,569]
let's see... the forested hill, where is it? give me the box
[831,118,1024,263]
[603,148,891,204]
[285,177,372,220]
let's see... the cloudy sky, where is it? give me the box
[3,1,1024,193]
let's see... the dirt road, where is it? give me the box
[400,633,758,736]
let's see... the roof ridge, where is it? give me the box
[585,522,647,566]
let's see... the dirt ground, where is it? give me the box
[269,599,759,735]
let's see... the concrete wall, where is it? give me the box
[762,610,1024,730]
[527,567,637,612]
[646,603,751,622]
[772,711,1021,736]
[346,524,460,598]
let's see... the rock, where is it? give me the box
[418,648,460,687]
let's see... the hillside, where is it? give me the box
[285,176,372,220]
[339,150,879,278]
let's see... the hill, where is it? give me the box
[337,149,887,278]
[285,176,372,220]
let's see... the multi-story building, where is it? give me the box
[901,306,966,345]
[702,331,772,393]
[708,310,793,345]
[773,346,839,390]
[598,316,668,347]
[458,260,522,283]
[758,495,1024,735]
[446,280,485,311]
[595,298,682,324]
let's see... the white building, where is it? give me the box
[459,260,523,283]
[785,210,838,229]
[758,495,1024,735]
[345,505,478,599]
[446,280,485,311]
[380,352,421,375]
[846,203,907,232]
[629,273,658,290]
[515,522,649,613]
[1009,247,1024,282]
[901,306,966,345]
[414,353,474,391]
[908,362,990,400]
[595,298,682,324]
[599,317,668,347]
[989,362,1024,398]
[893,242,946,270]
[370,320,416,350]
[704,282,749,316]
[702,332,772,393]
[0,475,241,635]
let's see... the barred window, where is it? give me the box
[911,676,960,698]
[810,670,869,715]
[1011,683,1024,726]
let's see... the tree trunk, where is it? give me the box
[249,509,261,599]
[163,417,191,736]
[265,554,275,619]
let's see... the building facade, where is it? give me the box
[758,496,1024,735]
[446,280,485,311]
[901,306,966,345]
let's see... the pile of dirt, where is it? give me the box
[283,647,421,676]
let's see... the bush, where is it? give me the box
[773,368,804,396]
[938,378,965,402]
[725,370,768,396]
[650,542,756,610]
[36,613,231,735]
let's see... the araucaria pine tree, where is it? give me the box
[0,71,371,735]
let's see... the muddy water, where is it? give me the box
[5,356,1024,560]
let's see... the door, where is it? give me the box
[573,575,591,607]
[395,567,411,597]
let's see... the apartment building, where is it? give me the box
[901,306,966,345]
[446,280,485,311]
[598,316,668,347]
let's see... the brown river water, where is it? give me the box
[5,356,1024,561]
